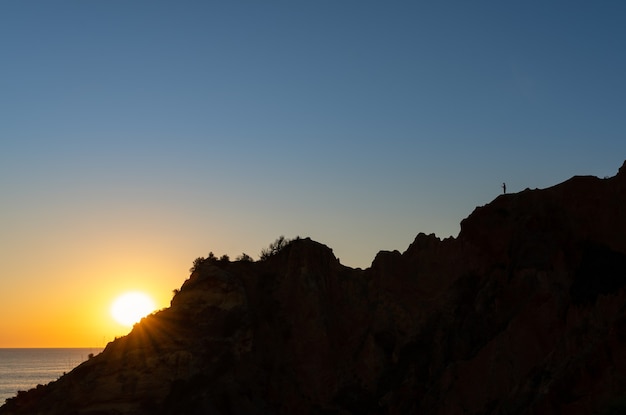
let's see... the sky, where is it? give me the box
[1,1,625,347]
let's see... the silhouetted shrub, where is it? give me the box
[189,257,206,273]
[259,235,291,260]
[236,253,253,262]
[219,254,230,263]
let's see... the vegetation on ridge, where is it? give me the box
[188,235,300,274]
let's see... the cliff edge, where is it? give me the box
[3,162,626,415]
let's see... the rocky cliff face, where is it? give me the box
[3,162,626,415]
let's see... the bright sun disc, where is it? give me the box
[110,291,156,327]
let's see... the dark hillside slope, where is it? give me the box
[3,162,626,415]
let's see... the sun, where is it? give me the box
[110,291,157,327]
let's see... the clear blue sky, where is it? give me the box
[1,1,625,345]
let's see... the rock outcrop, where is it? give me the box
[3,162,626,415]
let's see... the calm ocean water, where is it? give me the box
[0,348,103,404]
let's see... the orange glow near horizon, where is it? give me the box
[0,291,166,348]
[0,250,186,348]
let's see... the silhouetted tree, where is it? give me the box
[219,254,230,263]
[259,235,291,260]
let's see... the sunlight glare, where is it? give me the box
[110,291,156,327]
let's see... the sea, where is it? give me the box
[0,348,103,405]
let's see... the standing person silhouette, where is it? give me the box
[502,182,506,194]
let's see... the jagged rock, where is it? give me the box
[3,162,626,414]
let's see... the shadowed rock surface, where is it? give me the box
[3,162,626,415]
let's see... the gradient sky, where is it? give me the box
[1,1,625,347]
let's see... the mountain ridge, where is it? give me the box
[3,161,626,415]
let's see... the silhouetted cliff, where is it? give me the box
[3,162,626,415]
